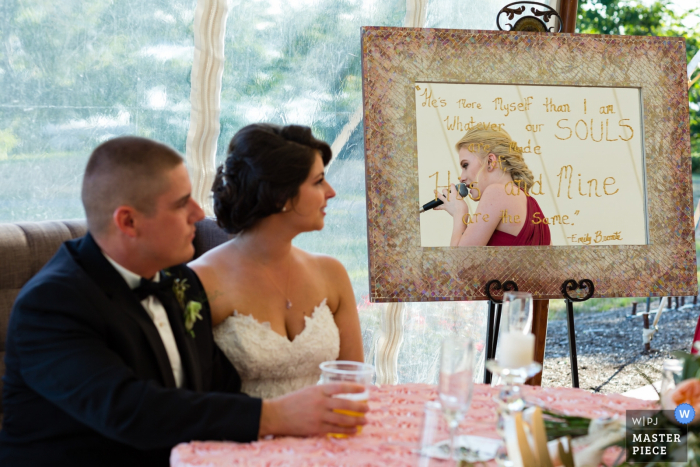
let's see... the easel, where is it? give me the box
[487,0,580,388]
[483,279,593,388]
[560,279,595,388]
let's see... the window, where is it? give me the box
[0,1,197,221]
[1,0,560,384]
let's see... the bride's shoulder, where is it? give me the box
[188,244,237,286]
[189,253,216,279]
[297,250,352,314]
[190,241,230,266]
[298,249,347,276]
[296,250,351,301]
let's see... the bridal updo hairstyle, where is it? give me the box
[213,123,332,234]
[455,127,535,192]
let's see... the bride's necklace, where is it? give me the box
[262,255,293,309]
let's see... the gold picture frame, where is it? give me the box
[361,27,696,301]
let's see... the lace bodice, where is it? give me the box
[213,299,340,399]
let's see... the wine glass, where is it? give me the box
[438,335,475,464]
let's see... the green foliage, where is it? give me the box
[0,1,200,221]
[693,153,700,173]
[578,0,686,36]
[0,129,18,157]
[542,410,592,440]
[216,0,405,163]
[671,349,700,382]
[577,0,700,159]
[548,296,639,320]
[544,404,699,466]
[0,0,196,156]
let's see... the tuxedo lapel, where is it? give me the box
[160,291,203,392]
[72,234,177,388]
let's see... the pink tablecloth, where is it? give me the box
[171,384,654,467]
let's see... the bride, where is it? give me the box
[190,123,364,399]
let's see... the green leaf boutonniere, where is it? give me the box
[171,277,189,309]
[183,300,203,338]
[170,275,204,338]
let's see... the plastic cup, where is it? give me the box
[318,360,374,438]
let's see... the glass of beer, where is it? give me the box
[319,360,374,438]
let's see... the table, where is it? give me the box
[171,383,654,466]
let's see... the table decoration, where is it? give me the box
[501,406,631,467]
[503,407,573,467]
[526,350,700,466]
[170,384,654,467]
[612,350,700,465]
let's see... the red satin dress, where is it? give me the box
[486,196,552,246]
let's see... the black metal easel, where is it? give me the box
[560,279,595,388]
[483,279,518,384]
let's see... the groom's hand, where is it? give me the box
[258,383,369,438]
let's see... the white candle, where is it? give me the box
[497,332,535,368]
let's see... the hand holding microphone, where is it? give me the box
[419,183,471,214]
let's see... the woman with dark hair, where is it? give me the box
[190,123,363,399]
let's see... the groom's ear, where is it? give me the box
[113,206,139,238]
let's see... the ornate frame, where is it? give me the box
[361,28,695,301]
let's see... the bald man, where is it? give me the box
[0,137,367,467]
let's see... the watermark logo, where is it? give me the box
[625,410,687,463]
[674,403,695,425]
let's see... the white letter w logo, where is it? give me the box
[681,410,691,419]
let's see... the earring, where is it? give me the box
[282,206,287,212]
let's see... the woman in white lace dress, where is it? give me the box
[189,123,364,399]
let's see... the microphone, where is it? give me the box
[419,183,470,213]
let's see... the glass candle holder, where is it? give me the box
[496,291,535,369]
[486,291,540,466]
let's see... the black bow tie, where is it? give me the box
[133,275,175,302]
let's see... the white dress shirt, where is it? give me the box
[104,254,185,388]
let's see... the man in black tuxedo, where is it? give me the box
[0,137,367,466]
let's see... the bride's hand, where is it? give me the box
[433,184,469,218]
[258,383,369,438]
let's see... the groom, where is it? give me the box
[0,137,368,466]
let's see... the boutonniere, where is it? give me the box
[169,274,203,338]
[183,300,203,338]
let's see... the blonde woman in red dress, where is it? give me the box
[435,127,551,247]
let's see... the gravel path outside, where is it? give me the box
[541,300,700,394]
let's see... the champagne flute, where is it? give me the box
[438,335,475,464]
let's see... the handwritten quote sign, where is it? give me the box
[415,82,646,247]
